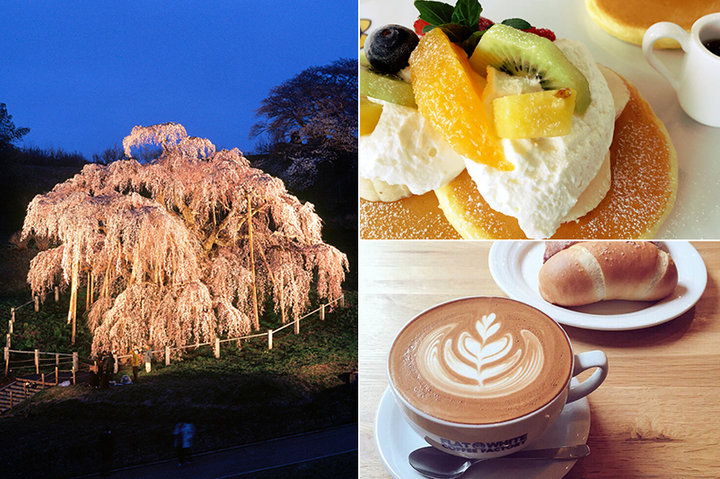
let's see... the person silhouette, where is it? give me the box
[99,425,115,476]
[173,420,196,466]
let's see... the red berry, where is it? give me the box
[534,27,556,41]
[523,26,556,41]
[478,16,494,31]
[414,18,429,36]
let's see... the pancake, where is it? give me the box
[586,0,720,48]
[359,75,678,240]
[359,190,461,240]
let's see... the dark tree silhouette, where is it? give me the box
[0,102,29,150]
[249,59,358,223]
[250,58,357,155]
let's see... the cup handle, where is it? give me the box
[642,22,690,91]
[567,350,608,403]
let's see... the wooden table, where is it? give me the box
[359,241,720,478]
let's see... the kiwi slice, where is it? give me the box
[470,24,591,114]
[360,50,369,66]
[359,64,416,108]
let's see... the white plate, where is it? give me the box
[359,0,720,239]
[374,382,590,479]
[488,241,707,331]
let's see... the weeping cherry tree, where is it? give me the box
[21,123,348,354]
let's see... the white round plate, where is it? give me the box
[374,382,590,479]
[488,241,707,331]
[359,0,720,239]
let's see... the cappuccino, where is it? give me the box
[389,297,572,424]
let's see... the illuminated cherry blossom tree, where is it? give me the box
[22,123,348,354]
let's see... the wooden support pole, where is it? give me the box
[280,276,287,325]
[89,273,94,306]
[248,196,259,330]
[55,353,59,366]
[320,304,326,321]
[55,366,59,385]
[72,352,78,373]
[165,346,170,366]
[267,329,273,350]
[6,334,10,349]
[339,294,345,308]
[34,349,39,374]
[71,303,77,346]
[4,347,9,377]
[23,383,28,400]
[85,274,91,310]
[68,257,79,345]
[113,358,118,375]
[54,286,59,302]
[294,318,300,335]
[8,320,12,335]
[72,369,76,385]
[145,350,152,373]
[10,307,14,322]
[214,338,220,358]
[34,296,39,312]
[41,373,45,387]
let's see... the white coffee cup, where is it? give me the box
[643,13,720,127]
[387,297,608,460]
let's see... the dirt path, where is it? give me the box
[72,423,357,478]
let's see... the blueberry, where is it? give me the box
[366,24,419,74]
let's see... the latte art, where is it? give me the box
[389,297,573,424]
[417,313,544,398]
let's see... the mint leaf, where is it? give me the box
[415,1,454,26]
[451,0,482,30]
[501,18,532,30]
[437,23,472,43]
[460,30,485,56]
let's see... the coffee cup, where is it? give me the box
[643,13,720,127]
[387,296,607,459]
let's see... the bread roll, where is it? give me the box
[539,241,677,306]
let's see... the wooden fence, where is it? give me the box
[2,293,345,378]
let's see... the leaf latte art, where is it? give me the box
[415,313,544,398]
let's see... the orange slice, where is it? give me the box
[409,28,512,171]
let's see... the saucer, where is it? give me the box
[488,241,707,331]
[374,380,591,479]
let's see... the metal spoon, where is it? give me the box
[409,444,590,479]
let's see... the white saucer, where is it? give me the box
[488,241,707,331]
[374,382,591,479]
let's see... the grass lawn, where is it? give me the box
[0,291,357,478]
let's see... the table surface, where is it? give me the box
[359,241,720,478]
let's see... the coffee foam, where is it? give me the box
[389,297,572,424]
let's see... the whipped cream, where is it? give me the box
[359,98,466,197]
[466,39,616,238]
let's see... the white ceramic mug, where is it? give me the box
[387,298,608,460]
[643,13,720,127]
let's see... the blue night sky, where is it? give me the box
[0,0,357,158]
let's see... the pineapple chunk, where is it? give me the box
[492,88,576,139]
[360,96,383,136]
